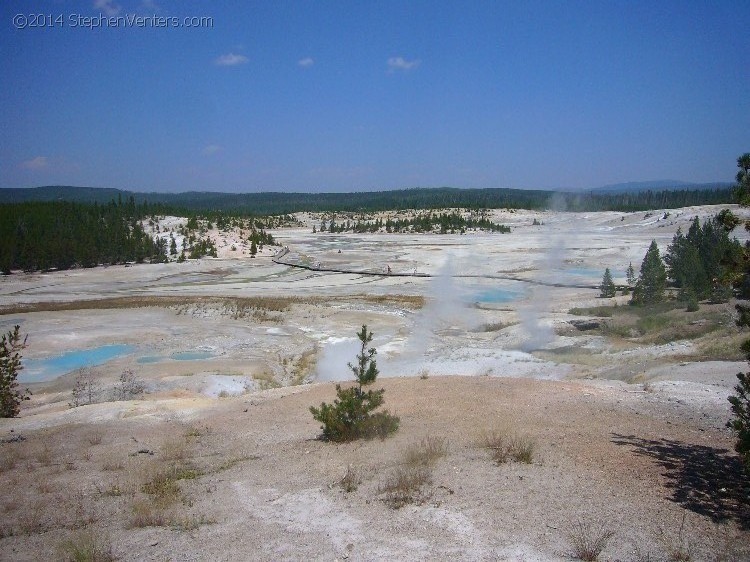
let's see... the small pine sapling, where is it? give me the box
[0,325,30,417]
[310,325,399,442]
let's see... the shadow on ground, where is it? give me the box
[611,433,750,529]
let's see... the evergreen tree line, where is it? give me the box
[0,185,734,215]
[318,212,510,234]
[0,199,166,274]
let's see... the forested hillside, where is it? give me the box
[0,198,166,273]
[0,185,734,215]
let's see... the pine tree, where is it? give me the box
[599,268,616,298]
[250,239,257,258]
[0,326,30,417]
[631,240,666,305]
[310,325,399,442]
[729,153,750,474]
[733,153,750,206]
[728,371,750,474]
[664,215,743,302]
[626,262,636,286]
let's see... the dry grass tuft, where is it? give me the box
[184,424,211,438]
[17,500,46,535]
[160,439,188,462]
[0,454,17,472]
[35,443,55,467]
[481,430,535,464]
[129,499,168,528]
[58,529,116,562]
[380,465,432,509]
[659,513,693,562]
[212,455,254,473]
[86,430,104,446]
[404,436,448,467]
[380,437,448,508]
[338,465,360,493]
[101,460,124,472]
[129,500,213,530]
[567,520,615,561]
[291,348,318,385]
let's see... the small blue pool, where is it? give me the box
[473,287,520,303]
[170,351,216,361]
[561,267,602,278]
[136,355,163,364]
[136,351,216,364]
[22,344,134,383]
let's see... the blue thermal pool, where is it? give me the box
[22,344,134,383]
[473,287,520,303]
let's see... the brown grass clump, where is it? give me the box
[34,443,55,467]
[404,436,448,467]
[141,463,202,506]
[338,465,360,493]
[567,520,615,561]
[380,465,432,509]
[481,430,535,464]
[86,430,104,446]
[160,439,188,462]
[17,500,46,535]
[380,437,448,508]
[129,499,168,528]
[58,529,116,562]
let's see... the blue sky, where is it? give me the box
[1,0,748,192]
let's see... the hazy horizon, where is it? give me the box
[1,1,747,193]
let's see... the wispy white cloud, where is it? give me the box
[215,53,248,66]
[94,0,122,16]
[20,156,48,170]
[298,57,314,68]
[202,144,222,155]
[387,56,420,72]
